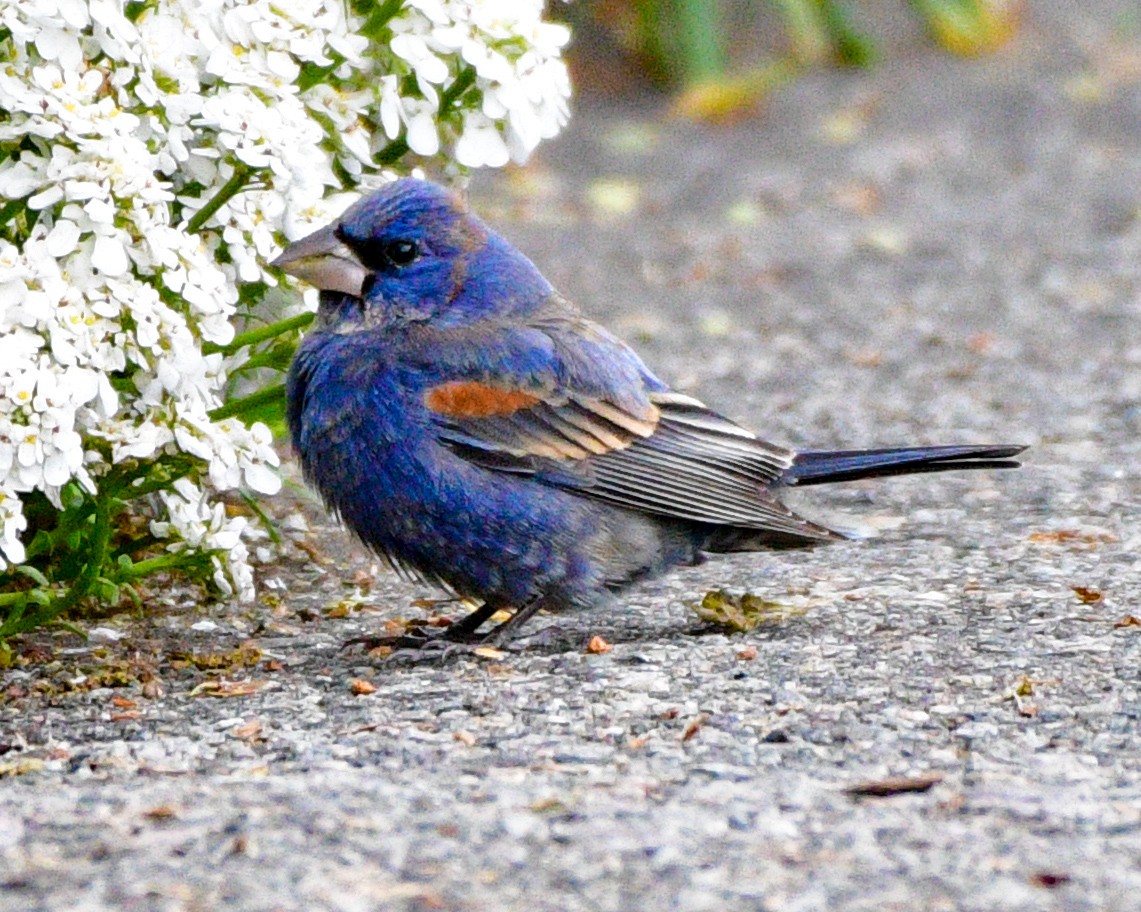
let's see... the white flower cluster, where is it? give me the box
[378,0,572,168]
[0,0,571,599]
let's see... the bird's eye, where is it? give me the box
[382,239,419,267]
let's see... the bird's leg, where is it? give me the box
[346,599,548,661]
[341,601,500,652]
[437,601,503,642]
[393,598,546,652]
[479,597,547,647]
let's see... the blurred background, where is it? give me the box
[558,0,1030,115]
[470,0,1140,455]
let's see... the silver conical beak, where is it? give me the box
[271,224,370,297]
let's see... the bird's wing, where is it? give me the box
[420,312,835,541]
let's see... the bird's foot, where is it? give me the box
[341,621,482,654]
[341,610,502,663]
[342,598,547,661]
[385,636,483,664]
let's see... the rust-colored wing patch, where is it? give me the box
[425,381,541,418]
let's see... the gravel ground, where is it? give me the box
[3,4,1140,911]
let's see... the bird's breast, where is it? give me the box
[287,333,429,488]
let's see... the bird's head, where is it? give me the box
[272,178,551,331]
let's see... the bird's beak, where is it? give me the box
[271,224,370,297]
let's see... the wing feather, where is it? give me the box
[416,302,829,538]
[427,379,829,537]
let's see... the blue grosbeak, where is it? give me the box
[274,179,1023,648]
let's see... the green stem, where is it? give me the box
[674,0,726,82]
[819,0,877,66]
[0,590,31,608]
[203,312,313,356]
[187,165,254,234]
[0,597,28,637]
[22,501,98,561]
[374,65,476,167]
[440,65,476,112]
[375,137,409,166]
[0,497,113,637]
[114,551,209,580]
[0,197,26,231]
[99,455,198,501]
[239,490,283,546]
[227,346,295,376]
[772,0,829,62]
[54,498,112,611]
[208,382,286,422]
[110,469,192,500]
[358,0,405,39]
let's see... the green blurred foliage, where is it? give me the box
[563,0,1020,119]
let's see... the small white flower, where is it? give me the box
[406,103,442,157]
[44,219,83,258]
[92,234,129,276]
[391,32,450,84]
[378,75,403,139]
[0,486,28,568]
[34,26,84,72]
[0,159,45,197]
[455,110,510,168]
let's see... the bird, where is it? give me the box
[273,178,1024,650]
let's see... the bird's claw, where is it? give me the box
[341,622,489,661]
[387,638,482,664]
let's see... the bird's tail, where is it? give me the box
[782,444,1026,487]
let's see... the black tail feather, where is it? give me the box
[783,444,1027,487]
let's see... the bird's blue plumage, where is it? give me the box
[276,178,1024,645]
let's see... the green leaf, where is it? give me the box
[94,578,120,603]
[202,311,312,356]
[123,1,155,23]
[208,382,286,422]
[820,0,877,67]
[60,481,85,510]
[357,0,405,41]
[119,583,142,609]
[26,588,51,607]
[14,564,50,587]
[297,54,347,93]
